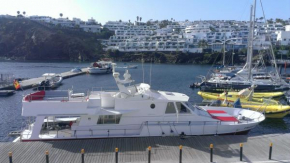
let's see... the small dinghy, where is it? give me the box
[34,73,63,90]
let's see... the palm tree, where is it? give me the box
[140,17,142,22]
[23,11,26,16]
[129,20,131,23]
[137,16,139,22]
[17,11,20,15]
[60,13,63,18]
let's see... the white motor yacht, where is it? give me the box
[35,73,63,90]
[87,61,112,74]
[18,64,265,141]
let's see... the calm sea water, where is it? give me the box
[0,61,289,142]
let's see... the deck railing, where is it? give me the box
[23,92,88,102]
[20,118,260,140]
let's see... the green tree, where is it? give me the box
[17,11,20,15]
[198,40,208,49]
[140,17,142,22]
[267,18,273,24]
[137,16,139,22]
[146,21,152,26]
[23,11,26,16]
[60,13,63,18]
[209,26,216,32]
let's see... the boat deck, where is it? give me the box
[1,133,290,163]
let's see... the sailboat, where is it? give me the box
[195,0,289,93]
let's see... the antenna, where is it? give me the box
[142,54,144,83]
[150,58,153,86]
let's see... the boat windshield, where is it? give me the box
[183,102,195,112]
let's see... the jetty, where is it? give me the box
[0,68,88,90]
[1,133,290,163]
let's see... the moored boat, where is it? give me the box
[0,90,15,96]
[197,91,290,118]
[87,61,113,74]
[71,68,82,73]
[200,86,284,99]
[126,65,138,69]
[18,64,265,141]
[34,73,63,90]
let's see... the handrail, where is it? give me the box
[91,87,118,91]
[20,117,259,139]
[23,94,88,102]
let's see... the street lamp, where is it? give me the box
[232,44,235,66]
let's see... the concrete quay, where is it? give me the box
[0,68,88,90]
[0,133,290,163]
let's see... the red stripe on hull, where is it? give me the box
[207,110,226,114]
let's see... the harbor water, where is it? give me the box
[0,61,290,142]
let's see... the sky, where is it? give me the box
[0,0,289,24]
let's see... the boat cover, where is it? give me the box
[207,110,238,122]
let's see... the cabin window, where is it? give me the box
[176,102,191,114]
[97,115,121,124]
[165,102,176,113]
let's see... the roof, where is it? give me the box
[157,91,189,102]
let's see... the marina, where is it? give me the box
[1,0,290,162]
[0,68,88,90]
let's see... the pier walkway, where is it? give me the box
[0,133,290,163]
[0,68,88,90]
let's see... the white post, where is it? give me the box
[30,116,45,139]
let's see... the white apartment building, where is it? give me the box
[80,24,101,33]
[80,18,101,33]
[29,16,51,23]
[276,25,290,45]
[50,18,75,27]
[103,21,129,31]
[102,19,289,53]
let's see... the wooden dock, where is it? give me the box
[0,68,88,90]
[0,134,289,163]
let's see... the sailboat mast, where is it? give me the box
[247,0,257,81]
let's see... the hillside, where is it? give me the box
[0,18,113,61]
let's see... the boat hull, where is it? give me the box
[88,67,112,74]
[19,129,251,142]
[199,82,289,93]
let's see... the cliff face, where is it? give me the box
[0,18,110,61]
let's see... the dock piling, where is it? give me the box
[148,146,151,163]
[8,152,12,163]
[240,143,243,161]
[81,149,85,163]
[45,151,49,163]
[269,143,273,160]
[210,144,213,162]
[179,145,182,163]
[115,148,118,163]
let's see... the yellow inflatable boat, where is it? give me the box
[198,91,290,118]
[206,91,284,99]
